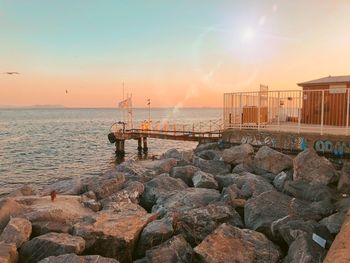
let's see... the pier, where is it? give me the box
[108,120,223,157]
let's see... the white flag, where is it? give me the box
[118,98,130,109]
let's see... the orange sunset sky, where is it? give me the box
[1,0,350,108]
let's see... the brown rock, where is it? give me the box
[194,223,281,263]
[38,253,120,263]
[0,242,18,263]
[0,198,25,231]
[87,173,125,200]
[73,202,156,263]
[338,162,350,194]
[0,217,32,248]
[222,144,254,165]
[19,233,85,263]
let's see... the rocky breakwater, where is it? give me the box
[1,143,349,263]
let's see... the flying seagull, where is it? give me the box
[3,72,20,75]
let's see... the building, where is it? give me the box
[298,75,350,126]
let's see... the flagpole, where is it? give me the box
[122,82,125,123]
[148,99,151,125]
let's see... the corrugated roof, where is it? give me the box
[298,75,350,86]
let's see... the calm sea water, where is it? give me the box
[0,108,221,196]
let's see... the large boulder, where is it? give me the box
[192,156,231,175]
[196,149,222,161]
[0,198,25,231]
[283,180,333,202]
[161,148,182,160]
[116,160,154,183]
[38,253,120,263]
[170,165,200,186]
[192,171,218,189]
[135,217,174,257]
[19,233,85,263]
[0,217,32,248]
[41,177,83,196]
[152,188,221,217]
[154,158,178,174]
[222,144,254,165]
[140,174,188,211]
[244,191,334,237]
[86,173,125,200]
[142,235,193,263]
[337,162,350,194]
[194,223,281,263]
[73,202,156,263]
[253,146,293,175]
[283,235,327,263]
[319,211,347,234]
[0,243,18,263]
[174,204,243,246]
[8,184,37,197]
[195,142,219,153]
[293,149,337,185]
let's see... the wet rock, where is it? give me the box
[174,204,243,246]
[87,173,125,200]
[170,165,200,186]
[19,232,85,263]
[42,177,83,196]
[244,191,334,237]
[222,144,254,165]
[293,149,337,185]
[273,171,292,192]
[337,162,350,194]
[136,217,174,257]
[283,180,333,202]
[38,253,120,263]
[192,156,231,175]
[73,202,156,263]
[143,235,193,263]
[0,242,18,263]
[194,223,281,263]
[253,146,293,175]
[283,235,327,263]
[319,211,347,234]
[0,217,32,248]
[100,181,144,207]
[152,188,220,217]
[140,174,188,211]
[192,171,218,189]
[197,149,222,161]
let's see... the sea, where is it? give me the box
[0,108,222,196]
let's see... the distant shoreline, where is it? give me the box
[0,106,222,110]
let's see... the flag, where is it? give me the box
[118,98,131,109]
[147,99,150,106]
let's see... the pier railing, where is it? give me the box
[224,89,350,136]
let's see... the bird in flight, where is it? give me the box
[3,72,20,75]
[65,90,68,94]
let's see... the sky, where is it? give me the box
[1,0,350,108]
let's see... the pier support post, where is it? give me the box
[115,139,125,158]
[137,138,143,155]
[143,137,148,154]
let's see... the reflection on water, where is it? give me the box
[0,108,221,195]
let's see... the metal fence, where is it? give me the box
[224,89,350,135]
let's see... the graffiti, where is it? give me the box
[314,140,350,157]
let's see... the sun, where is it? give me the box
[242,27,255,43]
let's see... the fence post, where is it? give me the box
[321,90,324,135]
[240,93,242,130]
[277,91,280,131]
[298,90,301,134]
[347,89,350,136]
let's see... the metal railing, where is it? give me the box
[224,89,350,136]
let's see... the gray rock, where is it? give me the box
[83,200,101,212]
[214,173,239,190]
[140,174,188,211]
[253,146,293,174]
[154,158,178,174]
[87,173,125,200]
[136,217,174,257]
[338,162,350,194]
[192,156,231,175]
[319,211,347,234]
[116,160,154,183]
[197,149,222,161]
[0,217,32,248]
[73,202,156,263]
[222,144,254,165]
[143,235,193,263]
[19,232,85,263]
[273,171,292,192]
[174,204,243,246]
[293,149,337,185]
[283,180,333,202]
[0,242,18,263]
[152,188,221,217]
[161,148,182,160]
[38,253,120,263]
[283,235,327,263]
[194,223,281,263]
[195,142,219,153]
[220,184,245,203]
[232,160,255,174]
[42,177,83,196]
[170,165,200,186]
[192,171,218,189]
